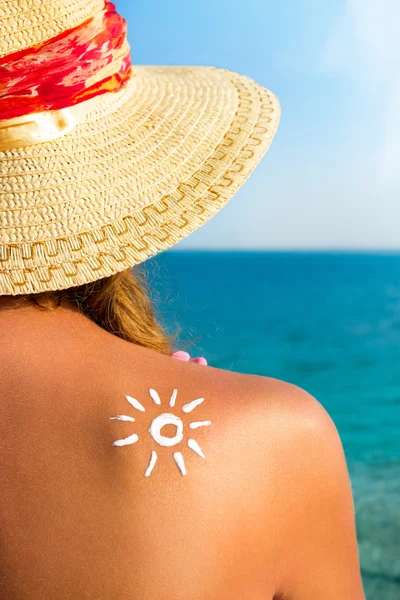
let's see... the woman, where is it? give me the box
[0,1,365,598]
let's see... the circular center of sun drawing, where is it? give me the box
[149,413,184,447]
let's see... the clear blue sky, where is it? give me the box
[118,0,400,249]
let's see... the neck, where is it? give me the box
[0,294,81,317]
[0,293,102,355]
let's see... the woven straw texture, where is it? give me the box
[0,0,104,58]
[0,65,280,295]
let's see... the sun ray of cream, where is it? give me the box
[112,433,139,447]
[125,395,146,412]
[169,389,178,407]
[188,439,206,459]
[189,420,211,429]
[144,450,158,477]
[181,397,205,413]
[109,415,136,422]
[149,388,161,405]
[173,452,187,475]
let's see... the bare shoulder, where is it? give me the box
[103,340,350,509]
[148,356,364,599]
[202,364,348,502]
[202,370,365,600]
[112,342,343,472]
[118,344,350,514]
[152,350,341,460]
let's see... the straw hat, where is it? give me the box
[0,0,280,296]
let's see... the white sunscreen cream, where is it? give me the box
[125,395,146,412]
[182,397,205,413]
[189,420,211,429]
[149,413,184,447]
[111,387,211,477]
[109,415,135,422]
[145,450,158,477]
[187,438,206,459]
[169,389,178,407]
[112,433,139,447]
[149,389,161,405]
[173,452,187,476]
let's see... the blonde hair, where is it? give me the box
[25,268,173,355]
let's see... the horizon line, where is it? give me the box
[168,248,400,254]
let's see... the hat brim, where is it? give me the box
[0,66,280,295]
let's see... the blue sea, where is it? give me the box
[146,251,400,600]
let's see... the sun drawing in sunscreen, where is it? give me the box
[109,389,211,477]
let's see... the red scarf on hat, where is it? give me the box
[0,1,132,121]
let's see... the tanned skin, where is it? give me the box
[0,298,365,600]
